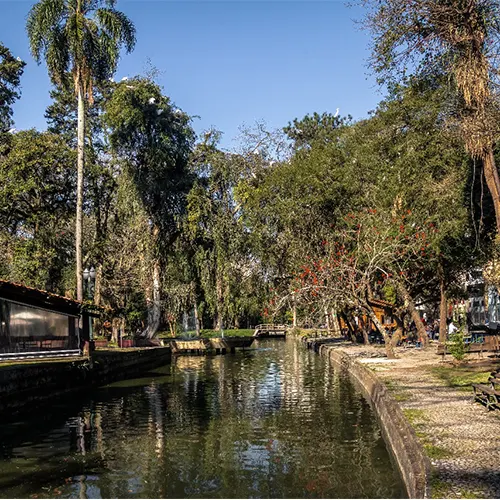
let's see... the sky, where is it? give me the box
[0,0,384,149]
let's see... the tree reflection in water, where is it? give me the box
[0,339,406,498]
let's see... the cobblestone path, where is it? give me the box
[343,344,500,498]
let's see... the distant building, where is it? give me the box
[464,269,500,332]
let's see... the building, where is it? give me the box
[339,298,396,337]
[0,280,87,359]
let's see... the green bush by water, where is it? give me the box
[200,329,254,338]
[157,329,254,339]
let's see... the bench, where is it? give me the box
[436,342,485,359]
[472,370,500,411]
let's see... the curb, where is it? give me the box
[306,339,432,499]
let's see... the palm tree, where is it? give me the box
[27,0,135,301]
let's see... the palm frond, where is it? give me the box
[45,25,70,86]
[27,0,135,95]
[96,8,136,53]
[26,0,66,63]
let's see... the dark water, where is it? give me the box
[0,339,406,498]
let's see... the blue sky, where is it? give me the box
[1,0,384,148]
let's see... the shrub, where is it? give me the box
[447,330,466,362]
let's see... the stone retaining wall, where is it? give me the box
[305,339,431,499]
[0,347,172,417]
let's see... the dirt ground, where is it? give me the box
[336,342,500,499]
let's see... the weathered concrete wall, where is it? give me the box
[305,339,431,499]
[0,347,172,417]
[92,347,172,383]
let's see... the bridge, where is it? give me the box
[253,324,287,338]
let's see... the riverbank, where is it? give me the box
[306,339,500,499]
[0,346,172,418]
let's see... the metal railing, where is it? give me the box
[254,324,287,331]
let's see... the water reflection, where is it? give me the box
[0,339,406,498]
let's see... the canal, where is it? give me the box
[0,339,406,498]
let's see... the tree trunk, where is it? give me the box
[439,274,448,344]
[194,302,201,336]
[215,270,224,331]
[390,314,404,347]
[366,306,397,359]
[331,309,341,336]
[91,263,103,336]
[94,263,103,306]
[324,306,331,333]
[342,311,358,343]
[76,85,85,302]
[361,320,370,345]
[396,282,429,348]
[143,258,161,339]
[482,149,500,233]
[292,294,297,327]
[111,317,120,343]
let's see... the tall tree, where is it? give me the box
[104,77,195,338]
[187,133,248,330]
[361,0,500,234]
[0,42,25,136]
[26,0,135,301]
[0,130,76,291]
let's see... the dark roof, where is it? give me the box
[0,280,82,316]
[368,297,395,309]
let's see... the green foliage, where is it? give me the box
[0,42,25,134]
[402,408,426,425]
[382,284,397,304]
[430,365,491,388]
[423,443,451,460]
[98,171,149,318]
[200,329,254,338]
[447,330,467,362]
[0,130,76,291]
[1,4,494,340]
[284,111,351,150]
[104,77,195,245]
[45,80,112,147]
[187,134,263,329]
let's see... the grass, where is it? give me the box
[430,477,450,499]
[430,476,482,499]
[430,364,493,391]
[393,393,410,402]
[200,329,254,338]
[384,378,411,402]
[458,491,482,499]
[424,443,450,459]
[402,408,452,461]
[157,329,254,339]
[402,408,427,425]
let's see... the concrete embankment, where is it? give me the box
[304,338,431,499]
[0,347,172,417]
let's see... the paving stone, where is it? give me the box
[339,344,500,499]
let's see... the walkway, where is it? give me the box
[338,343,500,498]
